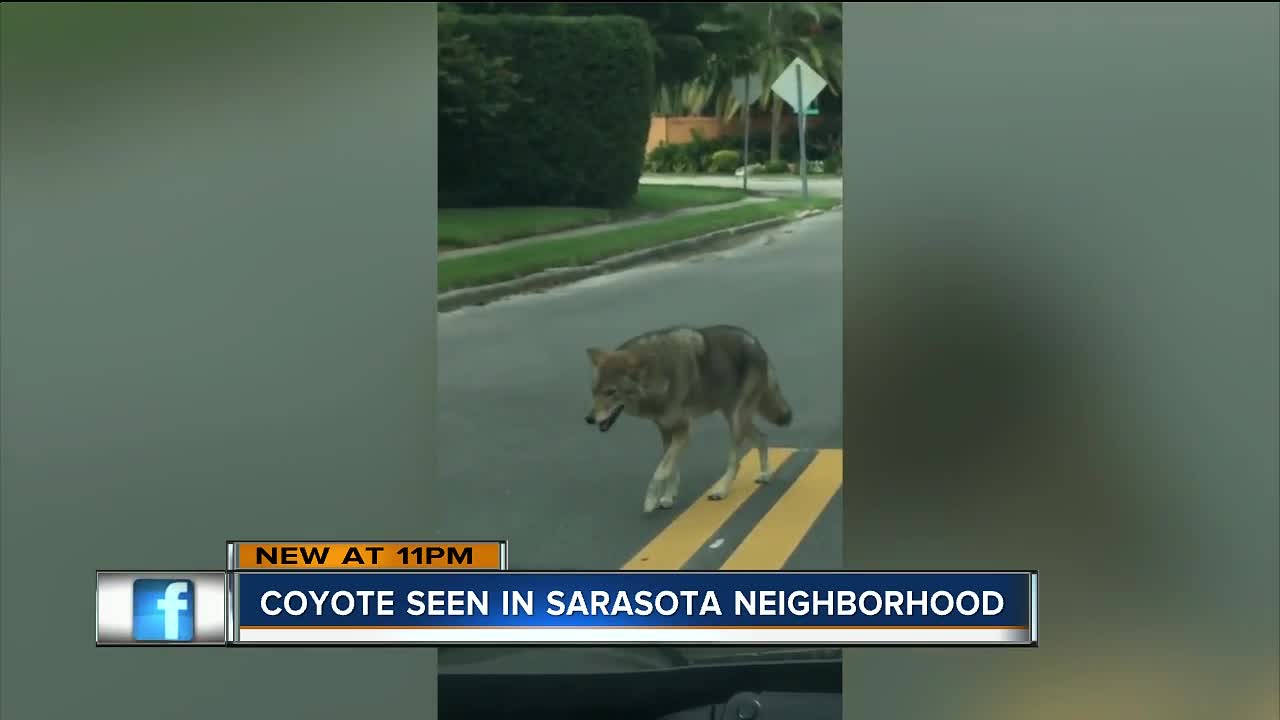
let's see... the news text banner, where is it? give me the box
[231,570,1038,646]
[227,541,507,571]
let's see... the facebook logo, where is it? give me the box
[132,579,195,642]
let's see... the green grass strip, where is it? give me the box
[439,206,612,250]
[613,185,746,218]
[439,196,838,293]
[438,184,746,250]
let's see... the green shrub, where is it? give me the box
[707,149,741,174]
[684,128,721,171]
[642,120,843,175]
[645,131,751,174]
[645,142,699,173]
[802,120,842,163]
[825,144,843,174]
[645,142,678,173]
[763,159,789,174]
[440,14,655,208]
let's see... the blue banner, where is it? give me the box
[235,571,1033,630]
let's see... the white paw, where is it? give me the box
[643,496,658,513]
[756,472,772,485]
[658,495,675,509]
[707,487,727,501]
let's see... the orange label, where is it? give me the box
[232,542,503,570]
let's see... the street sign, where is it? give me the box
[730,73,763,107]
[732,74,763,191]
[768,57,828,204]
[770,57,827,115]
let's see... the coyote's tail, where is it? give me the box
[758,364,793,427]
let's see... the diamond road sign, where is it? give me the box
[770,57,828,114]
[731,73,764,106]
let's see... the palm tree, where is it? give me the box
[711,2,842,163]
[652,80,719,117]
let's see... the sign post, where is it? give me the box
[796,64,808,203]
[743,77,750,191]
[769,58,828,205]
[731,73,762,191]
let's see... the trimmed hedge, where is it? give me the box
[439,14,655,209]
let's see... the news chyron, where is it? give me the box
[95,540,507,646]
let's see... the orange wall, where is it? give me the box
[646,116,727,154]
[646,114,823,154]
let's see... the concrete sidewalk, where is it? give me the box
[439,195,778,259]
[641,173,843,198]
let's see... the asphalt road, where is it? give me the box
[430,210,843,572]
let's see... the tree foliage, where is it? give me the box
[450,2,736,90]
[705,3,843,161]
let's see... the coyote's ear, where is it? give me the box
[586,348,607,367]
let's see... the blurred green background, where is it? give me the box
[2,4,441,719]
[842,3,1278,719]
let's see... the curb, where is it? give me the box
[438,205,838,313]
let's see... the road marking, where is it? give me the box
[719,448,843,570]
[621,448,796,570]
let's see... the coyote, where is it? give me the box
[584,325,793,513]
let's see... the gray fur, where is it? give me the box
[585,325,793,513]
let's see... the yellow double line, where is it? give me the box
[621,448,843,571]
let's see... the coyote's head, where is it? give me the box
[582,348,660,432]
